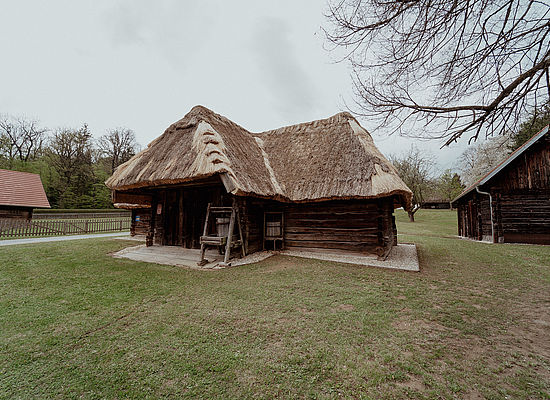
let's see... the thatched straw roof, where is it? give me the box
[106,106,412,208]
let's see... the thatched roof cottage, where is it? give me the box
[106,106,412,263]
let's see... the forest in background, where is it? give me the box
[0,116,139,209]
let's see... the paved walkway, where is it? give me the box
[112,244,419,271]
[0,232,131,246]
[280,244,419,272]
[112,245,273,269]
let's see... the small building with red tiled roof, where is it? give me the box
[0,169,50,219]
[452,126,550,244]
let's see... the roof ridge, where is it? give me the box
[177,105,253,134]
[255,111,354,136]
[174,106,357,137]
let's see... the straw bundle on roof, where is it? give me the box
[106,106,412,208]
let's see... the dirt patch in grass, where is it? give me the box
[395,375,426,392]
[335,304,355,311]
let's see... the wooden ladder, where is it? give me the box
[198,200,245,267]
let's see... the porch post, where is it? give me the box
[147,195,157,247]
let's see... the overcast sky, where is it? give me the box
[0,0,470,171]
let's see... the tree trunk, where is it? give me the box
[408,204,420,222]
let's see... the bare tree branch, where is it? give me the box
[97,128,139,174]
[325,0,550,144]
[0,115,47,166]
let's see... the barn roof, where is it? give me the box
[0,169,51,208]
[452,125,549,203]
[105,106,412,208]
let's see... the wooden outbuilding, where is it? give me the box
[452,126,550,244]
[0,169,50,219]
[106,106,412,263]
[421,197,451,209]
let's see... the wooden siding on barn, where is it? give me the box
[130,208,152,236]
[455,131,550,244]
[500,190,550,244]
[0,206,33,220]
[283,200,394,256]
[235,198,396,257]
[490,136,550,191]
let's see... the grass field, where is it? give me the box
[0,209,549,399]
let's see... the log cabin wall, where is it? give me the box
[0,206,33,220]
[456,192,490,241]
[490,135,550,192]
[479,196,492,241]
[130,208,152,236]
[121,185,398,256]
[149,184,229,247]
[283,199,395,256]
[455,133,550,244]
[153,190,165,245]
[499,191,550,244]
[236,198,396,256]
[235,197,264,254]
[455,185,550,243]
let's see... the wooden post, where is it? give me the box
[392,214,397,246]
[223,206,236,265]
[281,211,285,250]
[198,203,212,266]
[235,201,246,257]
[262,211,275,250]
[147,195,157,247]
[178,190,184,246]
[492,191,500,243]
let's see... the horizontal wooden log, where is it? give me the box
[286,221,381,230]
[200,236,226,245]
[285,226,379,233]
[285,211,381,219]
[285,240,377,251]
[285,232,379,242]
[284,203,378,212]
[113,191,152,206]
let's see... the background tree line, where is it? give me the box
[391,147,464,222]
[0,115,139,209]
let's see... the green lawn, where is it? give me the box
[1,209,549,399]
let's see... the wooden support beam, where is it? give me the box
[178,190,184,246]
[219,173,237,193]
[223,206,236,265]
[236,203,246,257]
[198,203,211,266]
[146,195,157,247]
